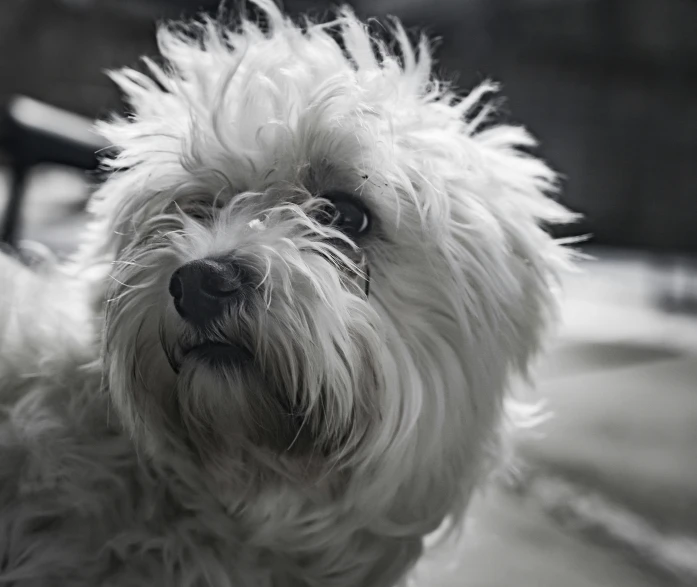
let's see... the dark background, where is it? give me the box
[2,0,696,252]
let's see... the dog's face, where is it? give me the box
[81,1,571,528]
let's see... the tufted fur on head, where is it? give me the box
[0,1,575,585]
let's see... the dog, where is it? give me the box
[0,2,574,585]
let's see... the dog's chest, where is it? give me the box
[0,382,416,587]
[0,383,245,586]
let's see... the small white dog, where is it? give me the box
[0,2,573,585]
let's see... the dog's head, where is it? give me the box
[80,0,573,533]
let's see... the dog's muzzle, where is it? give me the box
[169,250,370,329]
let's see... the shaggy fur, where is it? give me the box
[0,2,574,585]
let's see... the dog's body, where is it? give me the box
[0,2,573,585]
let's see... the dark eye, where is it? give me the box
[184,208,212,221]
[316,191,371,237]
[179,198,225,222]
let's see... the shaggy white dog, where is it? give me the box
[0,2,574,585]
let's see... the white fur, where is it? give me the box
[0,2,574,585]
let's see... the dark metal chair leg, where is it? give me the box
[0,96,112,249]
[1,162,29,246]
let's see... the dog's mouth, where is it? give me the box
[181,341,254,369]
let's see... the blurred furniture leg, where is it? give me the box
[2,163,28,245]
[0,96,111,247]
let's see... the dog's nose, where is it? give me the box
[169,258,244,325]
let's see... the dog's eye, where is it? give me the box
[184,208,211,221]
[178,198,225,222]
[315,192,371,237]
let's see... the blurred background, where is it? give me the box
[1,1,696,586]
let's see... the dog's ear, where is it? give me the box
[442,81,579,365]
[390,83,581,531]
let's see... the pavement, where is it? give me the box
[3,165,697,586]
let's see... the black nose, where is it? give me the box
[169,258,246,325]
